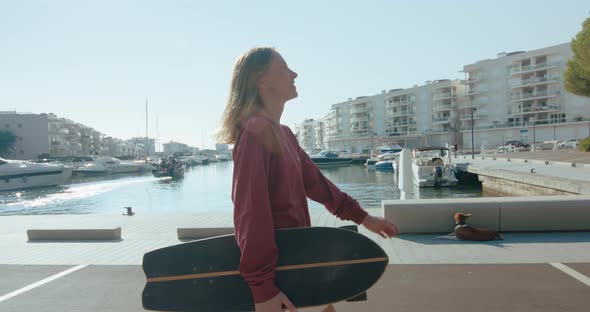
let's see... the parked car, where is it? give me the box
[505,140,529,148]
[558,139,581,149]
[539,140,560,150]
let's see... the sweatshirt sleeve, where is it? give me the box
[285,128,368,225]
[232,127,280,304]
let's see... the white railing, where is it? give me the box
[433,93,457,100]
[510,90,560,101]
[511,105,559,114]
[511,76,558,88]
[509,62,558,75]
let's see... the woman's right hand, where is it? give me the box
[255,291,298,312]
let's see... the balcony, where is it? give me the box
[350,115,369,122]
[510,90,560,101]
[511,105,559,115]
[433,92,457,100]
[458,100,486,109]
[432,117,451,124]
[510,76,558,89]
[463,76,483,84]
[459,113,487,120]
[392,109,414,117]
[432,104,454,111]
[385,99,413,108]
[466,88,487,96]
[509,62,558,75]
[350,105,370,114]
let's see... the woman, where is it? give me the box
[218,47,399,312]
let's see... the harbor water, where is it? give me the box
[0,162,482,216]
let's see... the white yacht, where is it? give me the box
[71,157,110,174]
[72,156,146,174]
[0,157,72,191]
[94,157,146,173]
[411,147,458,187]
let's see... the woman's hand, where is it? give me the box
[362,214,399,238]
[255,291,298,312]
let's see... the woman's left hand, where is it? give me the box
[361,215,399,238]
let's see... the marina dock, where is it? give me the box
[454,149,590,195]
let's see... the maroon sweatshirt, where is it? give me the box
[231,115,368,303]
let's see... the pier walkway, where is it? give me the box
[1,209,589,311]
[455,150,590,195]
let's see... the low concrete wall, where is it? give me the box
[27,228,122,241]
[383,195,590,234]
[382,198,500,234]
[497,196,590,232]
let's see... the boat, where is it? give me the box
[411,147,458,187]
[0,157,73,191]
[152,158,185,178]
[70,156,147,174]
[152,166,184,179]
[365,157,379,169]
[366,151,400,170]
[95,157,146,173]
[374,160,395,171]
[310,151,353,167]
[71,157,110,175]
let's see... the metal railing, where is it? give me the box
[509,62,558,75]
[510,90,560,101]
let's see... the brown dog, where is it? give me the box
[454,212,504,241]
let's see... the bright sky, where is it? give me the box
[1,1,588,149]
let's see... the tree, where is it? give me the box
[0,130,16,157]
[565,17,590,97]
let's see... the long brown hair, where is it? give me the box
[217,47,276,144]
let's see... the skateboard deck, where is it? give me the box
[142,226,388,311]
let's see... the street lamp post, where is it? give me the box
[471,107,476,159]
[532,120,537,152]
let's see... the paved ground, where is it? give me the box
[1,263,589,312]
[0,210,589,311]
[454,149,590,195]
[489,149,590,164]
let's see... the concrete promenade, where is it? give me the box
[1,208,589,311]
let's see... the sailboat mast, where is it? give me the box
[145,98,149,157]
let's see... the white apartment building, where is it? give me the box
[0,112,104,159]
[102,137,135,156]
[163,141,192,155]
[127,137,157,156]
[294,118,317,151]
[297,42,590,152]
[0,111,152,159]
[305,79,464,153]
[0,112,50,159]
[461,43,590,148]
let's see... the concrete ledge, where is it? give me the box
[382,197,500,234]
[27,228,121,241]
[497,196,590,232]
[383,195,590,233]
[177,227,234,240]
